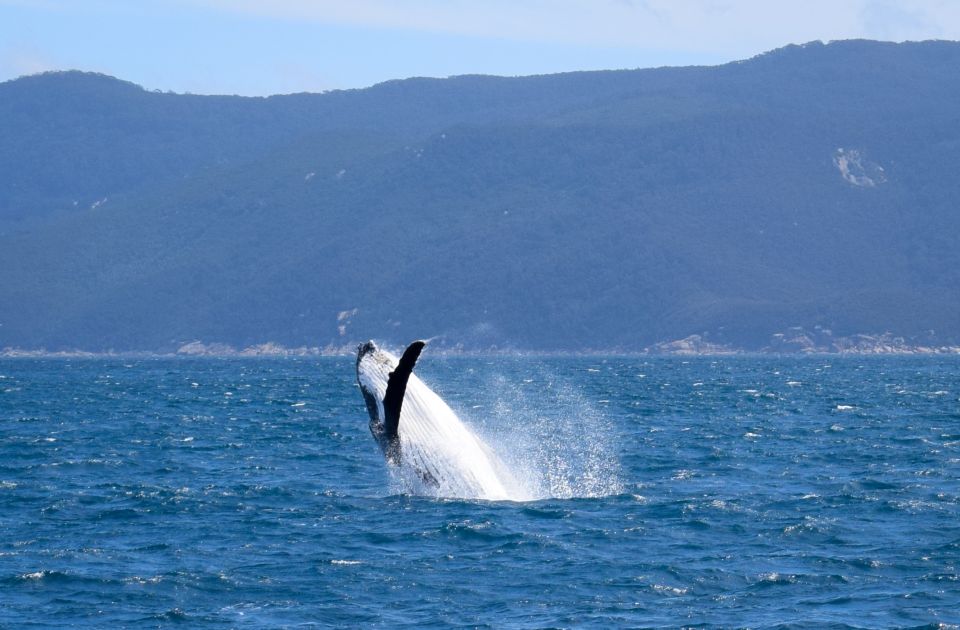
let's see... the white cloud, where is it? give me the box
[189,0,960,54]
[0,47,58,79]
[859,0,943,40]
[5,0,960,93]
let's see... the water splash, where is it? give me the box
[451,367,624,500]
[366,346,623,502]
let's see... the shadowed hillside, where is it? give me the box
[2,40,959,351]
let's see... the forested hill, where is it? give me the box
[2,39,959,352]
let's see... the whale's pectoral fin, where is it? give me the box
[383,340,426,439]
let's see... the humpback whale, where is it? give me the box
[356,340,521,500]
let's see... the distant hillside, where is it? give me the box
[1,40,959,352]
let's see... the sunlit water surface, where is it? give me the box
[1,356,958,628]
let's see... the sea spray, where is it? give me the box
[450,365,624,500]
[362,345,622,501]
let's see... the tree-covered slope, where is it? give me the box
[1,40,959,351]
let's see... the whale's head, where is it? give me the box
[356,340,377,362]
[356,340,396,457]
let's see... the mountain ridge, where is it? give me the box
[2,40,959,352]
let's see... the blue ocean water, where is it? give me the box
[1,356,958,628]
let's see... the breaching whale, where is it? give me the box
[355,340,521,500]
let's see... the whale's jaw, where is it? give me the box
[355,341,395,461]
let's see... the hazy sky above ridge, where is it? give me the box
[1,0,959,95]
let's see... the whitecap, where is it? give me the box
[652,583,688,595]
[21,571,47,580]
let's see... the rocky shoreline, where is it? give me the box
[3,330,959,359]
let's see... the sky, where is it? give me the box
[1,0,959,96]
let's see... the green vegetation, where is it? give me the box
[1,40,959,351]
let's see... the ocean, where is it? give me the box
[1,355,958,628]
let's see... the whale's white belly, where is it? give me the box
[357,344,519,500]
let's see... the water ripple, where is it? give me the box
[0,356,958,627]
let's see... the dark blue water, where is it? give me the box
[1,356,958,628]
